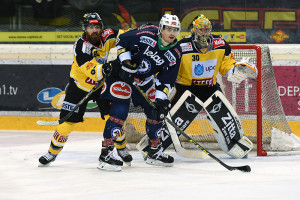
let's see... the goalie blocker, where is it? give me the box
[137,90,253,159]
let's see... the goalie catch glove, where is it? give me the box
[227,57,258,84]
[118,62,137,83]
[153,98,171,121]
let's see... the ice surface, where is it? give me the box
[1,130,300,200]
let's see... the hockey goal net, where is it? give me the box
[124,44,292,156]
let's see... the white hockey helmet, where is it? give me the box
[159,14,181,35]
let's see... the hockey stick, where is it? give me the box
[133,82,251,172]
[37,78,106,126]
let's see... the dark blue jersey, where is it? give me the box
[116,26,182,93]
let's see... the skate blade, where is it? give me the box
[97,162,122,172]
[146,158,173,167]
[38,162,51,167]
[124,161,131,166]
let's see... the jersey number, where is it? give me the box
[192,55,200,61]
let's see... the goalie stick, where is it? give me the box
[133,82,251,172]
[37,78,106,126]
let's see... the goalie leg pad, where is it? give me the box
[205,91,253,158]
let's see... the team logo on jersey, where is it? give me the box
[138,59,151,74]
[164,50,176,66]
[111,127,121,137]
[180,42,193,52]
[61,101,79,113]
[213,38,225,48]
[143,46,164,65]
[140,36,157,47]
[37,87,62,103]
[146,86,156,102]
[110,81,132,99]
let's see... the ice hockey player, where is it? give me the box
[138,14,256,159]
[38,12,132,168]
[98,14,182,169]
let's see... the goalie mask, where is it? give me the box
[191,14,212,49]
[159,14,181,37]
[82,12,104,31]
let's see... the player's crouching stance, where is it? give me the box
[137,15,256,159]
[99,14,182,168]
[38,12,132,169]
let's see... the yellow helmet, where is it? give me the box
[191,15,212,49]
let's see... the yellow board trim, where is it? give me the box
[0,116,299,137]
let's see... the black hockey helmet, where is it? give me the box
[82,12,103,30]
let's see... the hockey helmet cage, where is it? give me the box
[159,14,181,35]
[191,14,212,49]
[82,12,103,31]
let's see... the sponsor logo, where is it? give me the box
[37,87,62,103]
[101,29,113,41]
[61,101,79,113]
[221,112,237,144]
[143,46,164,65]
[110,81,132,99]
[140,36,157,47]
[164,50,176,66]
[82,42,93,54]
[212,38,225,48]
[136,31,156,36]
[174,47,181,59]
[192,59,217,78]
[85,77,98,85]
[209,101,222,114]
[270,30,289,43]
[85,62,94,70]
[101,82,107,94]
[194,63,204,75]
[192,78,214,86]
[146,86,156,102]
[180,42,193,52]
[89,19,99,24]
[184,101,198,113]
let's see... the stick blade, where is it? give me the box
[234,165,251,172]
[36,120,59,126]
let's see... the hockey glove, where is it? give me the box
[118,62,137,83]
[102,59,121,78]
[227,57,258,84]
[153,98,171,121]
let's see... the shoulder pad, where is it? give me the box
[212,37,226,49]
[101,28,115,42]
[180,41,193,52]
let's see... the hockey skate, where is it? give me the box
[117,147,133,166]
[98,146,123,172]
[146,144,174,167]
[38,152,57,167]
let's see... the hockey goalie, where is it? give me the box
[137,14,256,159]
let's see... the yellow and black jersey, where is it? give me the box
[70,28,125,92]
[177,34,236,86]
